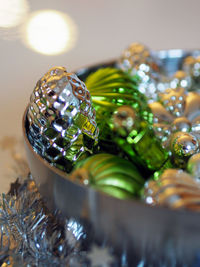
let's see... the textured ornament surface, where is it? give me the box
[85,67,153,155]
[117,42,161,102]
[85,67,151,122]
[150,88,200,163]
[144,169,200,211]
[27,66,99,172]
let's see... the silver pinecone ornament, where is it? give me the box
[27,66,99,172]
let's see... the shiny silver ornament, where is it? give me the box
[183,55,200,91]
[187,153,200,182]
[150,89,200,165]
[117,42,160,102]
[171,132,199,158]
[144,169,200,211]
[170,70,192,91]
[27,66,99,172]
[113,105,137,135]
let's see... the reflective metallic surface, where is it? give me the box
[27,66,98,172]
[144,169,200,211]
[23,50,200,265]
[150,90,200,155]
[117,42,160,102]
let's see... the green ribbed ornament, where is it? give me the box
[85,67,171,175]
[86,67,152,124]
[70,153,145,199]
[85,67,152,156]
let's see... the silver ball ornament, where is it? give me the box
[171,132,199,158]
[113,105,137,135]
[187,153,200,182]
[183,55,200,91]
[27,66,99,172]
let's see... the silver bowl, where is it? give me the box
[23,49,200,266]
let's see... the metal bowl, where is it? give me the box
[22,49,200,266]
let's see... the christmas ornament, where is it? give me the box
[117,42,161,102]
[143,169,200,211]
[85,67,171,173]
[170,70,192,91]
[27,66,99,173]
[85,66,151,122]
[85,67,153,155]
[187,153,200,182]
[112,105,171,174]
[170,132,199,167]
[183,55,200,91]
[150,88,200,166]
[70,153,145,199]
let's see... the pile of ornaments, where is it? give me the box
[27,43,200,212]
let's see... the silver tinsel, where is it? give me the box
[0,172,119,267]
[0,175,100,267]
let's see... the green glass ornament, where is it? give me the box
[85,67,170,175]
[112,106,171,174]
[70,153,145,199]
[85,67,153,125]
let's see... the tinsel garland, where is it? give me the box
[0,175,115,267]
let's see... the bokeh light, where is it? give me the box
[24,10,77,55]
[0,0,28,28]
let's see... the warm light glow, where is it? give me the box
[24,10,77,55]
[0,0,28,28]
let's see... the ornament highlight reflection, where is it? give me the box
[0,0,28,28]
[24,10,77,55]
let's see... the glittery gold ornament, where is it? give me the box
[27,66,99,172]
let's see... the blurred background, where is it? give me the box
[0,0,200,192]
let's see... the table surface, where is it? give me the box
[1,0,200,193]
